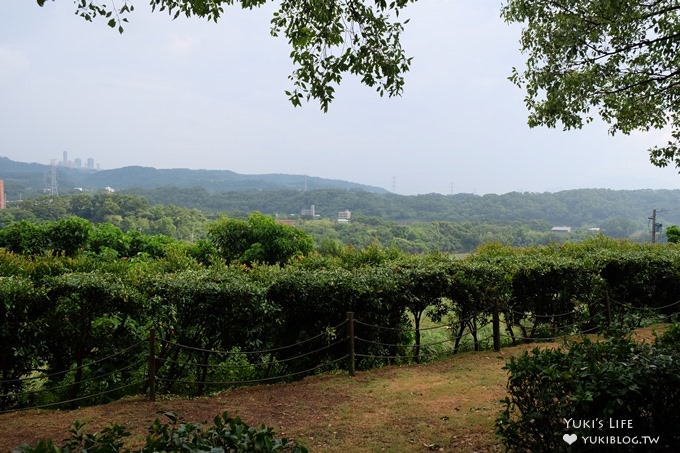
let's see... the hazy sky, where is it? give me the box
[2,1,679,195]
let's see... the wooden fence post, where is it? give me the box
[347,312,355,377]
[492,300,501,352]
[148,328,156,402]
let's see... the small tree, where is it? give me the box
[208,213,313,266]
[48,216,93,257]
[666,225,680,244]
[392,254,452,361]
[0,220,50,255]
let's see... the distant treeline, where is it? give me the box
[0,192,656,253]
[0,190,670,251]
[132,187,680,228]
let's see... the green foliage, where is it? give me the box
[18,419,129,453]
[266,263,407,369]
[208,213,314,265]
[502,0,680,168]
[390,253,453,359]
[90,223,131,256]
[7,189,680,253]
[0,216,94,257]
[509,253,599,335]
[17,412,307,453]
[597,245,680,317]
[497,334,680,451]
[48,216,93,257]
[37,272,144,406]
[5,216,680,410]
[143,268,277,393]
[39,0,413,111]
[666,225,680,244]
[655,323,680,350]
[0,276,46,408]
[0,220,50,255]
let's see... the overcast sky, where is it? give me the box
[1,1,679,195]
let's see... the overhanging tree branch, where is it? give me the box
[37,0,414,111]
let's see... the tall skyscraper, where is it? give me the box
[0,179,5,209]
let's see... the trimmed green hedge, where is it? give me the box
[496,325,680,452]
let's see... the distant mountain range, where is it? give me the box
[0,156,388,197]
[4,156,680,231]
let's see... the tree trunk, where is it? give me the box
[468,319,479,351]
[503,311,516,342]
[453,317,467,354]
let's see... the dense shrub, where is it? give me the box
[143,269,276,394]
[0,277,46,409]
[208,213,314,266]
[496,328,680,452]
[266,264,407,369]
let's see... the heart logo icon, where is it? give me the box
[563,433,577,445]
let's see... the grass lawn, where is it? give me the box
[0,325,667,452]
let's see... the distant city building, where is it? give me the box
[0,179,5,209]
[301,204,316,217]
[56,153,97,171]
[104,186,115,193]
[551,226,572,233]
[337,210,352,222]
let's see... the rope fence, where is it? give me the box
[0,340,147,414]
[2,299,679,413]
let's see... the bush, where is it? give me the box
[16,412,307,453]
[496,330,680,452]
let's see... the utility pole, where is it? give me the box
[649,209,658,243]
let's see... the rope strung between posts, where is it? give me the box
[354,335,454,349]
[156,355,348,387]
[624,298,680,311]
[0,340,145,384]
[0,358,146,400]
[499,325,601,342]
[157,337,347,369]
[159,319,347,356]
[509,308,578,318]
[0,380,145,414]
[354,317,493,334]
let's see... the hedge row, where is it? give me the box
[3,237,680,410]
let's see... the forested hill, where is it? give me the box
[0,157,387,196]
[3,157,680,229]
[133,186,680,228]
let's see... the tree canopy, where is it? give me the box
[37,0,413,112]
[207,212,314,265]
[502,0,680,169]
